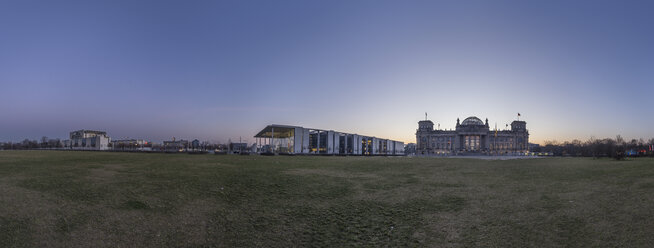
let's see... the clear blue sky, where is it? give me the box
[1,0,653,144]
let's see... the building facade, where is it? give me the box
[254,124,404,155]
[404,143,417,155]
[65,130,111,150]
[111,139,148,150]
[228,142,248,153]
[163,139,189,151]
[416,116,528,155]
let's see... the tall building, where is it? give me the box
[416,116,528,155]
[66,129,111,150]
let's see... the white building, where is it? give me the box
[254,124,404,155]
[64,130,111,150]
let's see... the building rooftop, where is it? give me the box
[71,129,107,134]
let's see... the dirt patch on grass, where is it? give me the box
[101,163,126,170]
[352,184,422,204]
[0,179,60,217]
[87,168,118,181]
[170,199,215,245]
[285,168,380,179]
[85,163,131,182]
[0,179,63,247]
[59,199,217,247]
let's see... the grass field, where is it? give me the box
[1,151,654,247]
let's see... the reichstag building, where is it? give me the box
[416,116,528,155]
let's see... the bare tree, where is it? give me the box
[615,135,625,146]
[40,136,48,147]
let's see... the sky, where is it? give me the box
[1,0,653,144]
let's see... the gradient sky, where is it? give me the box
[1,0,653,144]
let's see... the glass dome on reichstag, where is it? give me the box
[461,116,484,126]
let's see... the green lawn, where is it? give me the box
[1,151,653,247]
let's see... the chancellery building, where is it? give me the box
[416,116,529,155]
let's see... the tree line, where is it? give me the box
[0,137,63,150]
[531,135,654,158]
[0,136,235,152]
